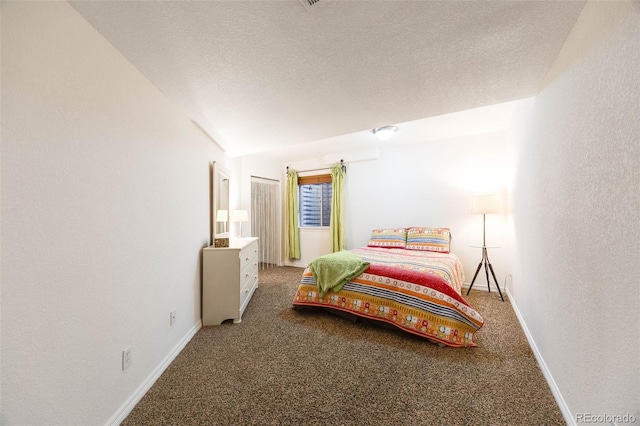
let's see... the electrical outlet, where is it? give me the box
[122,346,132,371]
[170,309,176,326]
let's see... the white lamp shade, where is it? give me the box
[216,209,228,222]
[472,194,501,214]
[231,209,249,222]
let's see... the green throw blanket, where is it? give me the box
[309,250,370,297]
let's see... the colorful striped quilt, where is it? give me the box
[292,247,484,347]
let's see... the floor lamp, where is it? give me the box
[467,194,504,301]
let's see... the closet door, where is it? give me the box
[251,177,281,268]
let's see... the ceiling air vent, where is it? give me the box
[299,0,324,11]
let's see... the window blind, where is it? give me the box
[299,182,332,227]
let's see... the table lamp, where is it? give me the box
[231,209,249,238]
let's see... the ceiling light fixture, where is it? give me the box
[372,125,398,140]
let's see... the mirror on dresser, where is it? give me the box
[213,162,231,247]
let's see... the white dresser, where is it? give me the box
[202,237,259,326]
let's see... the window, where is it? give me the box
[298,174,332,227]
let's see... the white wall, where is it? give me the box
[1,3,226,424]
[286,227,332,268]
[0,7,3,416]
[509,1,640,422]
[344,133,511,285]
[275,132,512,287]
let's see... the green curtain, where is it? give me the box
[330,164,345,252]
[286,169,301,259]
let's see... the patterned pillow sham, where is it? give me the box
[406,227,451,253]
[367,228,407,249]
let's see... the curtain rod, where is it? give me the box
[251,175,279,182]
[287,159,346,175]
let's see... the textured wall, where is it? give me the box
[344,133,512,285]
[509,0,640,421]
[279,131,513,287]
[1,2,224,424]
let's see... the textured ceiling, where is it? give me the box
[70,0,585,157]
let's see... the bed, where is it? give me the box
[292,227,484,347]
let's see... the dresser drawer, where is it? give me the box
[240,275,258,313]
[240,261,258,292]
[239,240,259,271]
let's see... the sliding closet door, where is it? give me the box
[251,177,281,269]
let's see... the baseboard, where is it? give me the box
[506,288,575,426]
[107,320,202,426]
[461,282,501,293]
[284,260,308,268]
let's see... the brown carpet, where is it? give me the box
[123,266,564,425]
